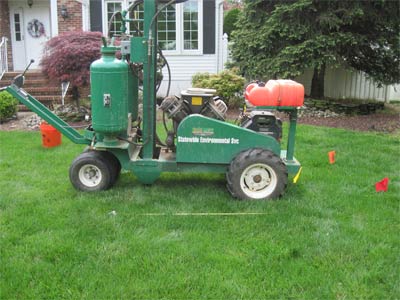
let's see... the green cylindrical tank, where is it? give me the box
[90,46,129,135]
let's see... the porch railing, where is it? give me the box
[0,37,8,80]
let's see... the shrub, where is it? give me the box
[192,70,246,108]
[223,8,241,37]
[40,31,103,105]
[0,92,18,122]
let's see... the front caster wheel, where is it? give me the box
[91,151,121,186]
[69,151,112,191]
[226,148,288,200]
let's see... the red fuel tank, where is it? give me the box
[244,82,258,100]
[247,80,304,107]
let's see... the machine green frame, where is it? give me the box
[4,0,301,192]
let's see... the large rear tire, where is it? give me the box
[69,151,112,191]
[226,148,288,200]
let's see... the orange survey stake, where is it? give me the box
[328,151,336,164]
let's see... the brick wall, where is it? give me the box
[0,0,13,71]
[79,86,90,99]
[56,1,90,99]
[57,0,83,34]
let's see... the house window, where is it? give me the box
[14,13,22,41]
[183,0,198,50]
[128,1,144,37]
[103,0,202,53]
[158,0,202,53]
[158,4,176,51]
[106,1,122,37]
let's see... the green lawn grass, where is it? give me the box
[0,125,399,299]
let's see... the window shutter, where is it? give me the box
[90,0,103,32]
[203,0,215,54]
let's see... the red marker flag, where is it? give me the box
[375,177,389,192]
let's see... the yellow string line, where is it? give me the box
[139,212,269,216]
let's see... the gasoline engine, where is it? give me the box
[159,88,228,147]
[160,89,227,124]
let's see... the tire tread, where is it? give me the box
[226,148,288,200]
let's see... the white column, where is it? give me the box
[78,0,90,31]
[82,2,90,31]
[216,0,224,72]
[222,33,229,70]
[50,0,58,36]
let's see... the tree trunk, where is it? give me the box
[71,86,80,107]
[310,63,326,99]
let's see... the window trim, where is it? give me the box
[102,0,203,55]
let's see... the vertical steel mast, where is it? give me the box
[142,0,158,159]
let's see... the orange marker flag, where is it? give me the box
[375,178,389,192]
[328,151,336,164]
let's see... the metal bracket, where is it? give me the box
[103,94,111,107]
[121,41,131,55]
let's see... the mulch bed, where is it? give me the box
[2,107,400,133]
[294,113,399,133]
[228,108,400,134]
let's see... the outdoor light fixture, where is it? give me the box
[27,0,33,8]
[61,5,69,20]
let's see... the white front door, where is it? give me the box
[10,4,51,70]
[10,8,27,70]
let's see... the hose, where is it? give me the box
[158,46,171,97]
[126,0,144,12]
[107,0,144,39]
[127,9,172,96]
[107,11,122,39]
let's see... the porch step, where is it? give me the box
[1,70,45,80]
[0,71,74,111]
[21,79,51,87]
[23,87,62,94]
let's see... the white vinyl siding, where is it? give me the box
[158,54,218,96]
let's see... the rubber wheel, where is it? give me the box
[92,151,121,186]
[69,151,112,191]
[226,148,288,200]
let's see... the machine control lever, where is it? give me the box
[12,59,35,89]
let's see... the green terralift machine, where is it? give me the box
[3,0,304,200]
